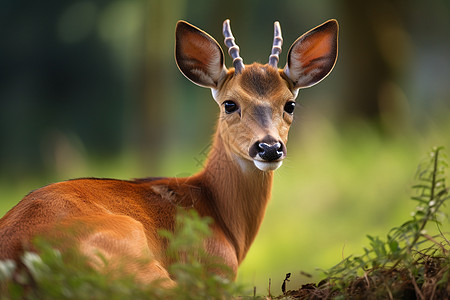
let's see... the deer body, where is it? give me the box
[0,19,338,284]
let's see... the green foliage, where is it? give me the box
[0,240,151,299]
[0,209,243,299]
[159,209,245,299]
[320,146,450,297]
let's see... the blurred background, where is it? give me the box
[1,0,449,295]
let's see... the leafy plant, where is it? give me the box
[159,209,245,299]
[316,146,450,298]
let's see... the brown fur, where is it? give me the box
[0,19,338,285]
[0,127,273,283]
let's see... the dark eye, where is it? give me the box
[284,101,296,114]
[223,100,238,114]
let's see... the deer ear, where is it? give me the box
[175,21,227,89]
[283,19,338,89]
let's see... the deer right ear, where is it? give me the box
[175,21,227,89]
[283,19,338,90]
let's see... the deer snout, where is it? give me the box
[249,138,286,171]
[257,142,283,161]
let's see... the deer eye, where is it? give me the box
[223,100,238,114]
[284,101,296,114]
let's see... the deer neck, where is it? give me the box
[201,130,273,262]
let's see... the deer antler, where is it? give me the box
[268,21,283,68]
[223,19,245,74]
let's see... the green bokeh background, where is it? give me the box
[1,0,449,295]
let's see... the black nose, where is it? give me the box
[256,142,283,162]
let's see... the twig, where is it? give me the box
[281,273,291,294]
[363,271,370,288]
[382,279,394,300]
[429,278,437,300]
[409,269,425,300]
[423,233,447,253]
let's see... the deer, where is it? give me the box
[0,19,338,286]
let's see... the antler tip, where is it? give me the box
[269,21,283,68]
[274,21,282,36]
[222,19,245,74]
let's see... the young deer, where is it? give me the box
[0,19,338,284]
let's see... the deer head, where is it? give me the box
[175,19,338,172]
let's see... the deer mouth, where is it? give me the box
[253,159,283,171]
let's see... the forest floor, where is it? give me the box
[276,252,450,299]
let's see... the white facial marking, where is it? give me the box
[253,160,283,172]
[235,156,251,173]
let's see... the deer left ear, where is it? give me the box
[283,19,338,90]
[175,21,227,89]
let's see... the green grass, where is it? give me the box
[313,146,450,298]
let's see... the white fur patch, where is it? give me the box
[253,160,283,171]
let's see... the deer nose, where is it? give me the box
[250,140,285,162]
[258,142,283,161]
